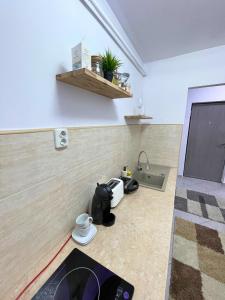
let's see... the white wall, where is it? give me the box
[0,0,144,130]
[143,45,225,124]
[179,86,225,177]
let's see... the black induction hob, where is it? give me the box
[32,248,134,300]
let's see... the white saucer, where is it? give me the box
[72,224,97,245]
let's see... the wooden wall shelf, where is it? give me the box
[125,115,153,120]
[56,68,132,99]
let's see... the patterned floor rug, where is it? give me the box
[170,218,225,300]
[175,188,225,224]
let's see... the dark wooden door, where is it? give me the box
[184,102,225,182]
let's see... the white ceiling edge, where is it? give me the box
[80,0,146,76]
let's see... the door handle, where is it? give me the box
[217,143,225,148]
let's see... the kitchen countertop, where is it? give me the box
[22,168,177,300]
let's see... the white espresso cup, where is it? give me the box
[75,213,93,237]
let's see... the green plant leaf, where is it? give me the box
[100,49,122,72]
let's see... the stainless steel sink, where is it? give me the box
[133,163,170,191]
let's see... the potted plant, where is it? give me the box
[101,50,122,82]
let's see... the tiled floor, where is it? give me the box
[175,175,225,229]
[176,175,225,199]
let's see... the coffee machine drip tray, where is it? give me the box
[32,248,134,300]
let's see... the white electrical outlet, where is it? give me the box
[54,128,68,149]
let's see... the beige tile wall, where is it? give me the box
[140,124,183,167]
[0,123,182,299]
[0,125,142,299]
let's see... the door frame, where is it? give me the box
[184,100,225,181]
[177,85,225,178]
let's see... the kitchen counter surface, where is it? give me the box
[22,168,177,300]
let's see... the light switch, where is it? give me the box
[54,128,68,149]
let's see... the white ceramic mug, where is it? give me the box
[75,213,93,237]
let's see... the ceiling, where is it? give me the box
[106,0,225,62]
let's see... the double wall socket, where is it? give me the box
[54,128,68,149]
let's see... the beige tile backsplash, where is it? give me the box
[0,123,182,299]
[140,124,183,167]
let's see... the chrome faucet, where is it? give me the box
[137,150,151,171]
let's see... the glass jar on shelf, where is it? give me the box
[91,55,102,76]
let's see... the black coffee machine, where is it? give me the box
[90,183,115,227]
